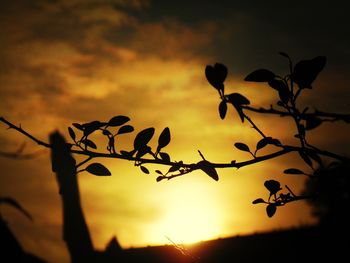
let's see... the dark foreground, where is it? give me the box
[2,222,348,263]
[116,226,349,263]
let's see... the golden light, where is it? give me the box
[146,177,224,245]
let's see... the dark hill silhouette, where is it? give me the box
[120,226,348,263]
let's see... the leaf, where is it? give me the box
[108,115,130,127]
[0,197,33,221]
[117,125,134,135]
[155,170,163,175]
[269,138,281,146]
[252,198,265,204]
[197,160,219,181]
[268,79,290,103]
[72,123,84,131]
[156,176,165,182]
[266,204,277,218]
[227,93,250,122]
[205,63,227,92]
[135,146,150,159]
[219,100,227,119]
[234,142,250,152]
[158,127,171,149]
[305,116,322,130]
[292,56,326,89]
[134,128,155,150]
[86,163,111,176]
[264,180,281,195]
[83,121,106,137]
[299,150,313,168]
[256,137,270,151]
[306,150,323,165]
[68,127,76,141]
[81,139,97,149]
[268,79,286,91]
[283,168,305,175]
[140,166,149,174]
[244,69,275,82]
[227,93,250,105]
[159,152,171,163]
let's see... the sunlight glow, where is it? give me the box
[149,181,223,244]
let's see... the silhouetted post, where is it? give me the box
[50,132,94,263]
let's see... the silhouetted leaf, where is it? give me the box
[264,180,281,195]
[219,100,227,119]
[244,69,275,82]
[156,176,165,182]
[257,137,281,150]
[159,152,171,162]
[83,121,106,137]
[81,139,97,149]
[140,166,149,174]
[252,198,265,204]
[227,93,250,105]
[0,197,33,221]
[292,56,326,89]
[234,142,250,152]
[197,160,219,181]
[68,127,76,141]
[299,150,313,168]
[86,163,111,176]
[256,138,269,150]
[268,79,290,103]
[134,128,155,150]
[108,115,130,127]
[306,150,322,165]
[158,127,171,149]
[278,88,290,104]
[72,123,84,131]
[268,79,286,90]
[205,63,227,92]
[284,168,304,175]
[227,93,250,122]
[305,116,322,130]
[135,146,151,159]
[269,138,281,146]
[155,170,163,175]
[117,125,134,135]
[266,204,277,217]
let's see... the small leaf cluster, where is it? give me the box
[252,180,299,218]
[67,116,173,177]
[205,63,250,122]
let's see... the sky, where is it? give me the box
[0,0,349,262]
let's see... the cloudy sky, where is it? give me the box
[1,1,349,262]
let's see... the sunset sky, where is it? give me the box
[1,1,349,262]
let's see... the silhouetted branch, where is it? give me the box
[0,149,43,160]
[242,106,350,122]
[0,117,50,148]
